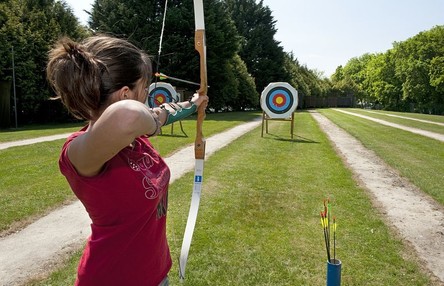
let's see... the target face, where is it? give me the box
[146,82,178,108]
[260,82,298,119]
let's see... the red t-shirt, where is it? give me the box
[59,129,172,286]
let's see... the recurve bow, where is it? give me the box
[178,0,208,281]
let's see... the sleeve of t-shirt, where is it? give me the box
[59,133,81,177]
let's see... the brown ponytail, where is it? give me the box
[46,35,152,120]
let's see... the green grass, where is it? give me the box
[363,109,444,124]
[28,111,433,285]
[0,139,74,234]
[0,122,87,143]
[150,111,261,157]
[318,109,444,205]
[344,108,444,135]
[0,111,261,234]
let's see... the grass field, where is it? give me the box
[0,122,87,143]
[343,108,444,135]
[0,112,260,234]
[318,108,444,206]
[19,110,440,285]
[360,109,444,124]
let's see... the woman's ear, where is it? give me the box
[117,86,131,100]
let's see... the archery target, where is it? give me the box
[260,82,298,119]
[146,82,178,108]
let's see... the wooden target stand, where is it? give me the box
[160,120,187,137]
[260,82,298,140]
[261,111,295,139]
[148,82,188,137]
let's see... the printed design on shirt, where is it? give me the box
[127,148,170,204]
[125,142,170,219]
[157,192,168,219]
[128,154,159,200]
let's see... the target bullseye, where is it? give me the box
[273,93,286,107]
[146,82,178,108]
[260,82,298,119]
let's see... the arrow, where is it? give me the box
[155,72,203,87]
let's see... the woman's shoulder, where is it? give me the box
[64,125,88,147]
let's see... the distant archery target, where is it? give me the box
[146,82,178,108]
[260,82,298,119]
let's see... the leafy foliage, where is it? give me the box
[0,0,88,125]
[331,25,444,114]
[90,0,258,111]
[2,0,441,125]
[0,0,341,126]
[225,0,289,92]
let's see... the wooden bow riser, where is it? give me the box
[194,29,207,160]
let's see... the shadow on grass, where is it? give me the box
[262,133,319,143]
[158,133,189,138]
[204,110,262,122]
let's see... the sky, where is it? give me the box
[65,0,444,77]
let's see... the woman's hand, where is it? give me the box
[190,93,209,107]
[152,93,209,126]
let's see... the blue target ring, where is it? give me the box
[266,87,293,114]
[148,87,172,107]
[146,82,178,108]
[260,82,298,119]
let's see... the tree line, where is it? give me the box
[331,25,444,114]
[0,0,88,126]
[1,0,443,127]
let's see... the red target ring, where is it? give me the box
[146,82,178,108]
[260,82,298,119]
[272,93,287,107]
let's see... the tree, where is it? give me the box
[333,26,444,114]
[340,54,376,106]
[430,56,444,94]
[283,52,310,98]
[364,52,402,110]
[0,0,88,125]
[393,26,444,113]
[227,54,258,110]
[225,0,290,93]
[89,0,252,111]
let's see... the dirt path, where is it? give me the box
[362,110,444,127]
[333,108,444,142]
[0,134,73,150]
[0,120,261,286]
[1,112,444,285]
[310,110,444,284]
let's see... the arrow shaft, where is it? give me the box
[155,72,201,86]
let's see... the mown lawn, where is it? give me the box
[0,112,261,234]
[362,109,444,124]
[0,122,87,143]
[27,111,435,285]
[343,108,444,135]
[318,109,444,206]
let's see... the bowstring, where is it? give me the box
[157,0,168,65]
[150,0,168,108]
[154,0,181,263]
